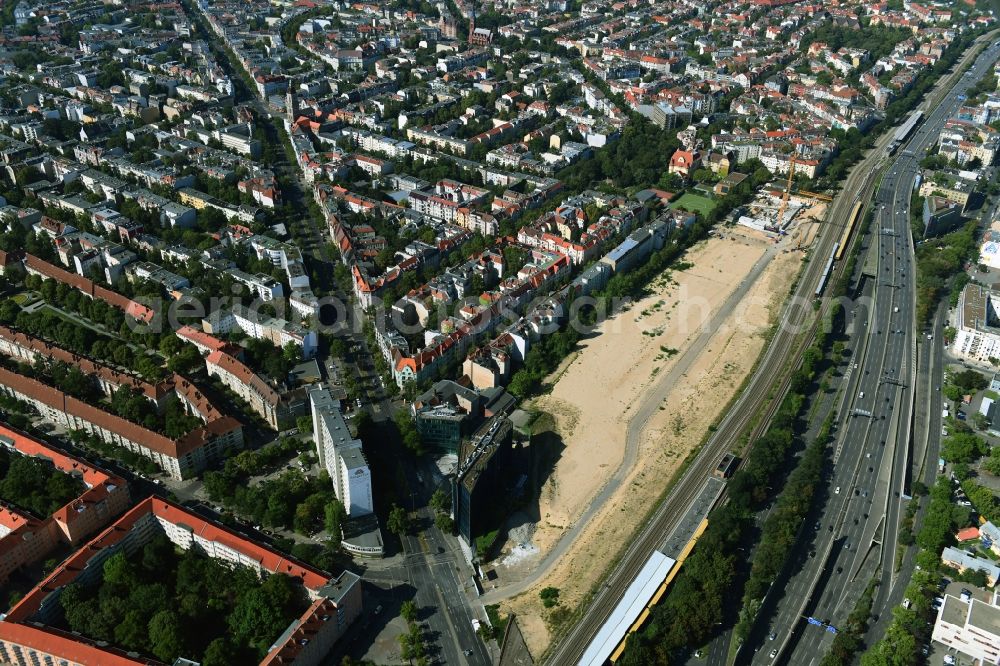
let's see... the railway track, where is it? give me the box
[547,29,1000,666]
[548,143,883,665]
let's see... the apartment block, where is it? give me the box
[0,423,130,584]
[309,386,373,518]
[953,284,1000,365]
[0,497,362,666]
[206,350,284,428]
[0,367,242,480]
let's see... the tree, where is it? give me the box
[387,504,409,536]
[148,610,185,663]
[393,411,424,455]
[435,513,455,533]
[328,337,347,359]
[943,383,963,402]
[400,600,418,623]
[115,610,148,651]
[940,432,988,464]
[539,587,560,608]
[951,369,988,392]
[227,588,286,651]
[202,638,237,666]
[324,500,346,548]
[429,489,451,514]
[167,344,203,374]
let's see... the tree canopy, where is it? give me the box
[59,535,306,665]
[0,448,85,518]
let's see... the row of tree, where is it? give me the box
[618,305,838,663]
[861,477,959,665]
[734,412,834,642]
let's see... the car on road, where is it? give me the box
[769,649,778,659]
[768,632,777,641]
[835,486,841,494]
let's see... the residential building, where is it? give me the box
[0,423,130,584]
[942,546,1000,586]
[0,366,242,480]
[310,386,373,518]
[932,584,1000,665]
[206,350,284,428]
[953,284,1000,365]
[0,497,363,666]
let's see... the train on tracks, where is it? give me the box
[578,519,710,665]
[815,199,865,297]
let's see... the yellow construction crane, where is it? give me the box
[798,190,833,202]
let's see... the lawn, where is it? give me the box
[673,191,718,216]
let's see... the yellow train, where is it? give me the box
[609,518,710,662]
[835,201,864,261]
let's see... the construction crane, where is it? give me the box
[775,157,796,231]
[798,190,833,202]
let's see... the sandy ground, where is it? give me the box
[789,201,827,250]
[499,229,805,655]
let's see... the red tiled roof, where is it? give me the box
[206,351,279,406]
[0,622,161,666]
[176,325,231,353]
[6,497,330,625]
[957,526,980,541]
[0,422,127,529]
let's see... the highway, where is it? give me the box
[745,36,1000,666]
[544,41,922,666]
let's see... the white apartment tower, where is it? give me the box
[310,386,373,517]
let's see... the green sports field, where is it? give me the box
[673,191,718,216]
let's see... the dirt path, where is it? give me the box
[489,230,804,654]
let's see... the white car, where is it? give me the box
[835,486,841,494]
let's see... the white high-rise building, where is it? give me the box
[310,386,373,517]
[953,284,1000,365]
[932,588,1000,665]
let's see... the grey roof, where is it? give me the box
[943,546,1000,582]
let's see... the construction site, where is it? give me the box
[736,185,829,247]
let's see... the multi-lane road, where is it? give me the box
[546,45,920,666]
[746,36,1000,666]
